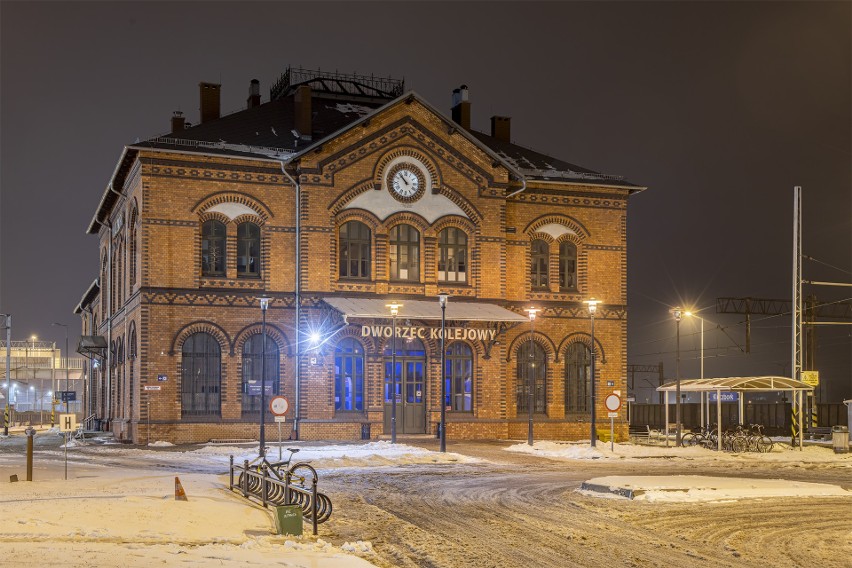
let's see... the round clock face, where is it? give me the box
[392,168,419,197]
[386,163,426,203]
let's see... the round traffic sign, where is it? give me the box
[270,396,289,416]
[604,393,622,412]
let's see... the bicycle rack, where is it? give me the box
[229,456,333,535]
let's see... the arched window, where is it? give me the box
[517,341,546,413]
[116,339,124,418]
[129,214,138,288]
[241,333,279,413]
[559,241,577,292]
[101,253,107,315]
[237,222,261,278]
[389,224,420,281]
[201,220,226,277]
[335,338,364,412]
[181,332,221,416]
[339,221,371,279]
[445,342,473,411]
[565,342,591,412]
[438,228,468,283]
[128,326,136,420]
[531,240,549,289]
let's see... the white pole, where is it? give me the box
[798,390,804,451]
[664,391,670,447]
[716,389,722,452]
[610,416,614,452]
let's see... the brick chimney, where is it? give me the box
[451,85,470,130]
[171,111,186,133]
[247,79,261,109]
[490,116,511,143]
[294,84,312,139]
[199,82,221,124]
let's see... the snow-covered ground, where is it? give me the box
[1,435,850,567]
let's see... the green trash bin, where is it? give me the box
[274,504,303,536]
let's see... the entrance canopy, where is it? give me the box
[322,297,529,322]
[657,376,814,393]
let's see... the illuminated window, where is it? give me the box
[445,342,473,411]
[335,338,364,412]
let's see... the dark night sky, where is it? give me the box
[1,1,849,401]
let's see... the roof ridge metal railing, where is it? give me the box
[518,167,625,181]
[145,136,294,156]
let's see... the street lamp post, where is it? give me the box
[672,307,683,447]
[438,294,449,452]
[52,323,70,414]
[685,311,705,428]
[585,299,599,447]
[387,302,401,444]
[525,308,538,446]
[258,297,271,457]
[2,313,10,436]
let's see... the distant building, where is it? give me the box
[77,67,644,444]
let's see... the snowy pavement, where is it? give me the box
[1,433,850,567]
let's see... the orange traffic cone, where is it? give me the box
[175,476,188,501]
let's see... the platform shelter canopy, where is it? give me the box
[322,297,529,322]
[656,376,814,393]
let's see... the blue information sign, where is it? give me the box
[708,392,739,403]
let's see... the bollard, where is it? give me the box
[25,426,36,481]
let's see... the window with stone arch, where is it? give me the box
[237,221,261,278]
[517,341,546,413]
[335,337,364,412]
[438,227,468,283]
[565,342,591,412]
[445,342,473,411]
[241,333,279,414]
[201,220,226,277]
[339,220,371,279]
[129,212,138,288]
[181,332,221,416]
[559,241,578,292]
[389,224,420,281]
[530,239,549,289]
[128,325,136,420]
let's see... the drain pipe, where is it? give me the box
[278,159,301,441]
[104,219,113,425]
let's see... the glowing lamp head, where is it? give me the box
[526,307,538,322]
[584,298,599,316]
[671,307,683,322]
[259,297,271,311]
[438,294,449,308]
[309,331,321,345]
[386,302,402,317]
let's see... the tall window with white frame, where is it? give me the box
[201,220,226,277]
[438,227,467,283]
[389,224,420,281]
[565,342,591,412]
[445,342,473,411]
[530,239,549,289]
[339,220,371,279]
[334,338,364,412]
[559,241,577,292]
[242,334,279,414]
[237,222,261,278]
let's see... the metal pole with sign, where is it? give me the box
[59,413,76,480]
[604,393,622,452]
[270,396,289,460]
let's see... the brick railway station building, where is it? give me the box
[76,68,644,444]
